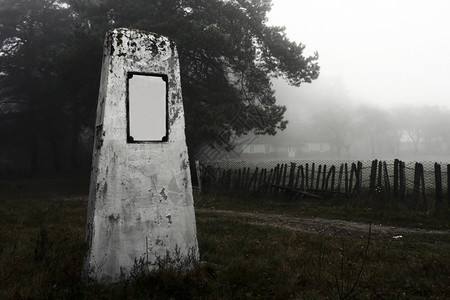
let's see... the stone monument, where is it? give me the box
[83,28,199,283]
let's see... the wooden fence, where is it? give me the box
[196,159,450,208]
[198,161,363,199]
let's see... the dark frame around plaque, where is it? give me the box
[126,72,169,143]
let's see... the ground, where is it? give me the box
[197,208,449,240]
[2,183,449,298]
[56,195,450,240]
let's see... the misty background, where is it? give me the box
[240,0,450,162]
[240,77,450,161]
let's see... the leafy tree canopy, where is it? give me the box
[70,0,320,154]
[0,0,319,174]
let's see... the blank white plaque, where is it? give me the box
[128,74,167,142]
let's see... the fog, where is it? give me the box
[249,0,450,162]
[255,77,450,162]
[268,0,450,109]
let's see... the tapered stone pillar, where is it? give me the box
[83,28,199,283]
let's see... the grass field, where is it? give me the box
[1,177,449,299]
[197,187,450,230]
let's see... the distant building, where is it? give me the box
[242,143,273,154]
[300,142,331,153]
[237,133,333,159]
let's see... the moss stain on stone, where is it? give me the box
[95,125,104,150]
[159,188,168,201]
[116,32,123,46]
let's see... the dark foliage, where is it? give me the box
[0,0,319,175]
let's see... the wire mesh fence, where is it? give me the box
[195,159,450,210]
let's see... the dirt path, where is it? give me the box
[196,208,450,239]
[52,195,449,240]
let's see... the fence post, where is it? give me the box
[324,166,330,191]
[331,165,336,192]
[270,166,276,192]
[377,161,382,191]
[288,163,296,188]
[413,163,427,209]
[413,162,420,204]
[216,168,222,192]
[420,163,427,209]
[237,168,242,191]
[257,168,264,193]
[282,163,288,187]
[251,167,259,192]
[316,164,322,190]
[262,169,267,192]
[274,164,281,195]
[325,165,333,192]
[241,167,246,191]
[369,159,377,192]
[345,163,349,194]
[447,164,450,205]
[266,168,273,193]
[383,161,390,192]
[357,161,363,194]
[245,167,251,191]
[349,163,355,194]
[322,165,327,191]
[305,163,309,189]
[301,165,305,189]
[195,160,202,193]
[400,161,406,201]
[337,163,344,192]
[393,159,399,198]
[435,163,442,206]
[295,166,301,188]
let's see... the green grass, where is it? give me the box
[1,178,449,298]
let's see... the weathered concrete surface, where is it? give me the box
[83,28,199,283]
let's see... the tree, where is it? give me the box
[395,106,425,155]
[70,0,320,156]
[54,27,103,171]
[420,106,450,155]
[0,0,76,174]
[0,0,319,175]
[357,105,402,158]
[313,106,356,157]
[299,77,356,157]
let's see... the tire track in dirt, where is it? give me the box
[196,208,450,240]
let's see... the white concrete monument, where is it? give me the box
[83,28,199,283]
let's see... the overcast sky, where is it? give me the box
[267,0,450,109]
